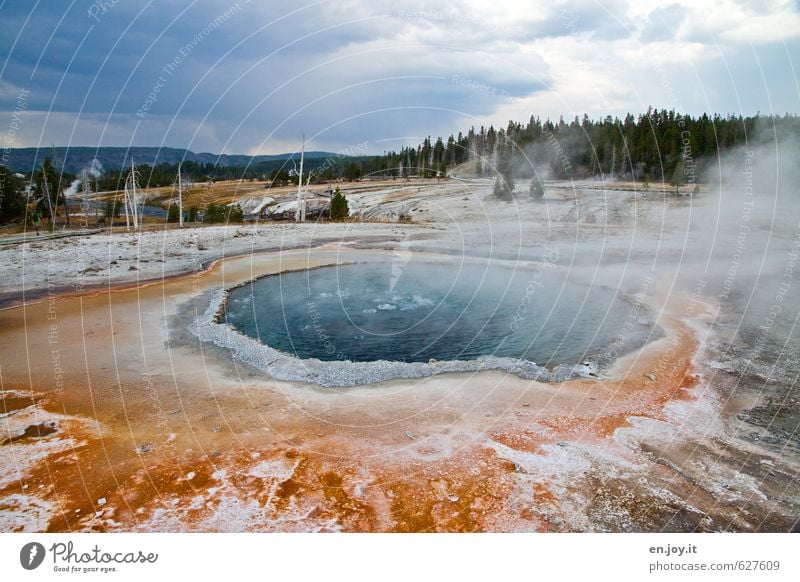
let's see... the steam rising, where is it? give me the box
[64,158,104,197]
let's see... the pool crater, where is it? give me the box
[213,259,655,380]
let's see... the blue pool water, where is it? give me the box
[221,260,645,365]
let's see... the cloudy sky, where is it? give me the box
[1,0,798,155]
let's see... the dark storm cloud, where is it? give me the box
[0,0,550,151]
[0,0,797,153]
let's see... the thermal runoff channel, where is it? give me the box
[221,260,653,365]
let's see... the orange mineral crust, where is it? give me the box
[0,249,791,532]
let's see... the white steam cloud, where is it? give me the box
[64,158,104,197]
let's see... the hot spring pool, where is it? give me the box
[220,260,652,368]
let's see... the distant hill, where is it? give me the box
[3,147,336,174]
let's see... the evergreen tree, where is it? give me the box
[343,162,362,181]
[104,199,121,222]
[0,166,27,224]
[671,160,686,193]
[329,188,349,221]
[530,179,544,200]
[228,203,244,223]
[493,141,515,201]
[205,203,226,223]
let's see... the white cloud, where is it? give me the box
[1,0,797,152]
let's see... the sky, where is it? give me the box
[0,0,798,155]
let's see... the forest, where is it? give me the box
[373,108,799,182]
[1,108,797,225]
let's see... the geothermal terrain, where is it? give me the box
[0,175,798,532]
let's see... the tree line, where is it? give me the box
[377,109,799,182]
[2,108,797,226]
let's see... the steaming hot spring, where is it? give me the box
[2,177,797,533]
[217,257,655,381]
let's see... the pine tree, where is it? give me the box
[228,203,244,223]
[205,203,226,223]
[671,160,685,193]
[493,141,515,200]
[530,179,544,200]
[330,188,349,221]
[343,162,362,181]
[0,166,26,224]
[104,199,121,221]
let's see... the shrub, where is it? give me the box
[0,166,27,224]
[530,180,544,200]
[228,203,244,223]
[329,188,349,221]
[204,203,226,223]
